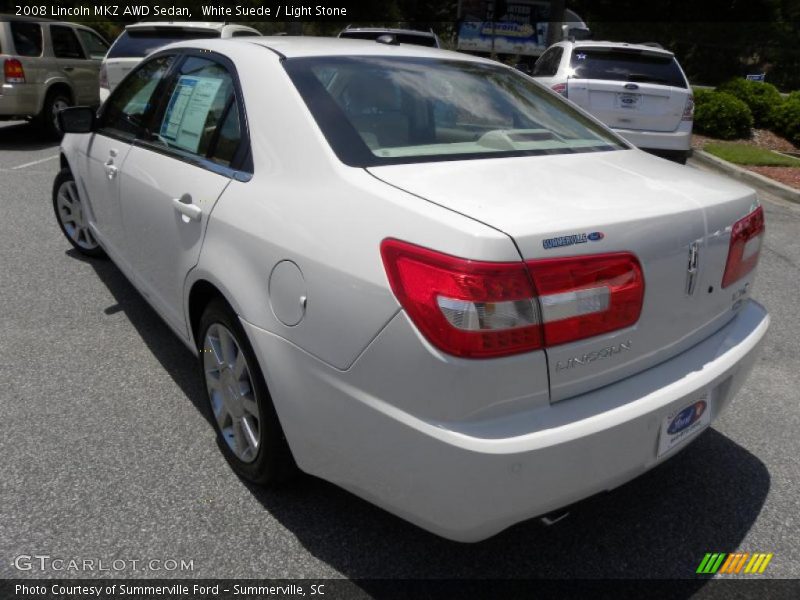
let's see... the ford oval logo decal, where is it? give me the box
[587,231,605,241]
[624,83,639,90]
[667,401,707,435]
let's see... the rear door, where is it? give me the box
[566,47,689,132]
[119,52,250,335]
[49,25,97,104]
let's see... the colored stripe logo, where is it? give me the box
[696,552,773,574]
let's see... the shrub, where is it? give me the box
[694,92,753,140]
[716,78,784,128]
[771,99,800,146]
[692,87,716,109]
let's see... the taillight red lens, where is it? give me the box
[4,59,25,83]
[721,206,765,288]
[99,62,109,90]
[381,240,645,358]
[381,239,543,358]
[526,253,644,346]
[551,82,568,96]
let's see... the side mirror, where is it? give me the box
[58,107,96,134]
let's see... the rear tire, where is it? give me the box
[52,169,107,258]
[198,299,296,486]
[38,88,72,139]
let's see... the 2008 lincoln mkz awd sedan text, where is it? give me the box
[53,37,769,542]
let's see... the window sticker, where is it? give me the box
[160,75,223,153]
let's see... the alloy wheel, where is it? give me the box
[56,180,99,250]
[203,323,261,463]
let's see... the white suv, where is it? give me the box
[100,21,260,101]
[533,41,694,163]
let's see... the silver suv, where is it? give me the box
[0,15,108,137]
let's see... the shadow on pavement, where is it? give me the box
[0,121,58,151]
[69,249,770,591]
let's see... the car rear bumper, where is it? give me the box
[0,83,42,118]
[243,299,768,542]
[613,121,693,152]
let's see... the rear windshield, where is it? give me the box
[284,56,625,167]
[10,21,43,57]
[107,29,220,58]
[570,48,687,88]
[339,31,438,47]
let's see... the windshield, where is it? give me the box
[284,56,626,167]
[339,31,438,47]
[570,48,687,88]
[107,29,219,59]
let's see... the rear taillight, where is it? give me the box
[4,59,25,84]
[99,62,109,90]
[682,94,694,121]
[381,239,644,358]
[721,206,764,289]
[551,82,568,97]
[526,254,644,346]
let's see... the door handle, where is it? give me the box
[173,195,202,221]
[103,159,117,180]
[63,67,75,72]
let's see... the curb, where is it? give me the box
[691,150,800,204]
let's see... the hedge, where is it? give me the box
[694,91,753,140]
[771,99,800,146]
[716,78,784,128]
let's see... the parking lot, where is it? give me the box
[1,118,798,582]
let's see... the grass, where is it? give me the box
[704,142,800,167]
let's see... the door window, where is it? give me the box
[10,22,43,57]
[50,26,86,59]
[533,47,563,77]
[76,30,110,60]
[149,56,242,165]
[97,55,175,140]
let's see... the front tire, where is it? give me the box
[52,169,106,258]
[198,299,295,485]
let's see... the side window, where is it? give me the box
[232,30,261,37]
[10,22,43,57]
[98,55,175,139]
[50,26,86,59]
[151,56,242,165]
[76,30,109,60]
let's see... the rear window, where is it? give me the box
[10,22,43,57]
[339,31,438,47]
[284,56,625,167]
[107,29,220,59]
[570,48,687,88]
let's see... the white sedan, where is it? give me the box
[54,37,769,542]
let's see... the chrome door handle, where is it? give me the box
[103,159,118,180]
[173,196,202,221]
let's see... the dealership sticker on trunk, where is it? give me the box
[657,393,711,457]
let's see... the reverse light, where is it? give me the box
[551,82,568,97]
[381,239,644,358]
[4,59,25,84]
[721,206,765,288]
[682,95,695,121]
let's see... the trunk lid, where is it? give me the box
[368,149,760,401]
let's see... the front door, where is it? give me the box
[119,54,248,335]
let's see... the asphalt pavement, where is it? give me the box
[1,120,798,584]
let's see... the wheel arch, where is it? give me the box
[186,276,243,349]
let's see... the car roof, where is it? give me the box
[125,21,229,32]
[569,40,675,57]
[224,36,486,62]
[340,27,436,37]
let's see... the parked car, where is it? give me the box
[55,37,768,542]
[338,26,441,48]
[533,41,694,163]
[0,15,108,137]
[100,21,261,101]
